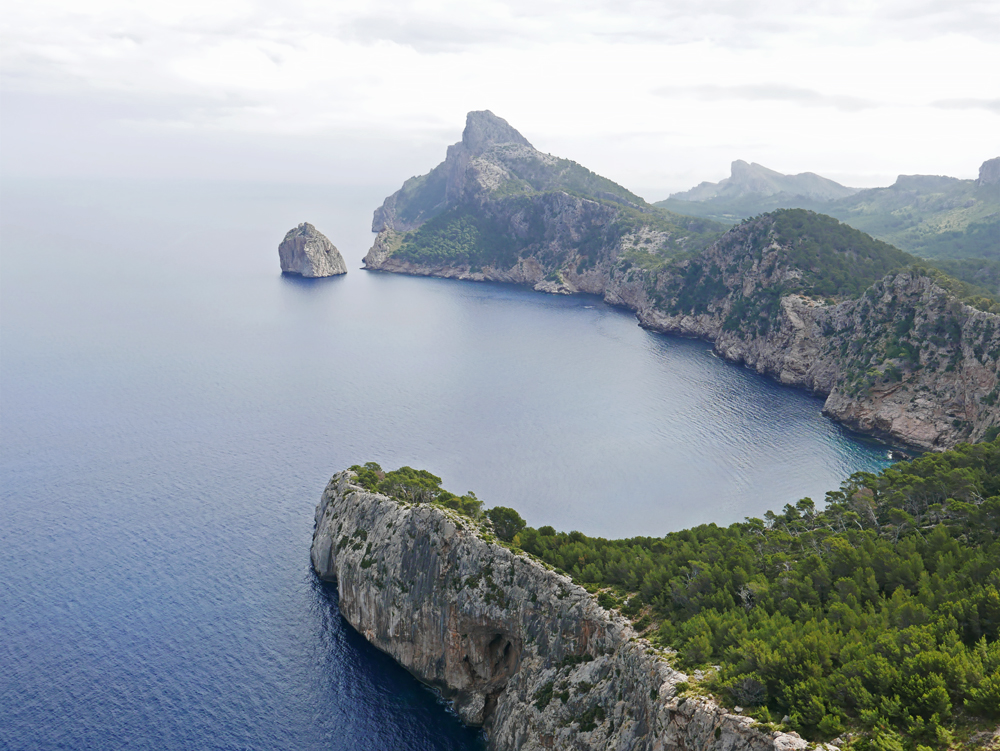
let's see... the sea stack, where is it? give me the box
[278,223,347,277]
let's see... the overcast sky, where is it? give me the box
[2,0,998,198]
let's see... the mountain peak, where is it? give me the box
[462,110,532,155]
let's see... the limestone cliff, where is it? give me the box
[312,470,815,751]
[602,214,1000,450]
[279,222,347,277]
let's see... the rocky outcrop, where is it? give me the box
[312,471,817,751]
[278,223,347,277]
[977,157,1000,187]
[372,111,535,233]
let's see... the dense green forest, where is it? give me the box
[515,440,1000,749]
[353,440,1000,749]
[654,174,1000,263]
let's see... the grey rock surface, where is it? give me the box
[311,471,822,751]
[977,157,1000,187]
[278,222,347,277]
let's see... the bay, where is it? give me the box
[0,178,889,750]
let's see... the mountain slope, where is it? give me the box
[656,157,1000,264]
[366,111,725,294]
[606,210,999,448]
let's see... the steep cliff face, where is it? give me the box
[312,471,815,751]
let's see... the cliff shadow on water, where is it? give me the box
[309,573,489,751]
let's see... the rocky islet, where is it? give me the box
[278,222,348,277]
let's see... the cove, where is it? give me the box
[0,179,889,750]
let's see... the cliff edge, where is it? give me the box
[311,470,817,751]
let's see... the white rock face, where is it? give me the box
[311,471,824,751]
[278,223,347,277]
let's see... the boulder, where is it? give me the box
[278,223,347,277]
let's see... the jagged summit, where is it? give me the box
[671,160,858,202]
[461,110,532,155]
[371,110,644,233]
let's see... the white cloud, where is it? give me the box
[1,0,997,191]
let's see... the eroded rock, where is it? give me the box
[311,471,823,751]
[278,222,347,277]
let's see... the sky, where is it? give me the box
[1,0,998,199]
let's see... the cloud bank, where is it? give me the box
[2,0,998,193]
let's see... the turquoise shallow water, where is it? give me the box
[0,179,890,750]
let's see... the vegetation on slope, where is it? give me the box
[356,440,1000,749]
[626,210,998,348]
[655,176,1000,263]
[515,439,1000,749]
[769,210,915,299]
[389,197,725,272]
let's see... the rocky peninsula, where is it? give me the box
[279,222,347,277]
[363,112,999,450]
[311,469,817,751]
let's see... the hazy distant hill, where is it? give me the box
[657,158,1000,267]
[670,159,858,203]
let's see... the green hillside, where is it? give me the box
[390,198,725,271]
[655,169,1000,265]
[516,438,1000,748]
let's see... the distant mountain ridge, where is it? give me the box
[656,157,1000,265]
[670,160,858,202]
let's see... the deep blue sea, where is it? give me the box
[0,178,890,750]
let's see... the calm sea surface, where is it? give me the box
[0,179,890,750]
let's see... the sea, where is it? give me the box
[0,178,891,750]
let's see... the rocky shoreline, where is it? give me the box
[312,470,822,751]
[365,239,999,452]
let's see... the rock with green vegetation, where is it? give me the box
[278,222,347,277]
[364,110,725,295]
[604,209,1000,449]
[515,438,1000,750]
[656,158,1000,264]
[311,467,815,751]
